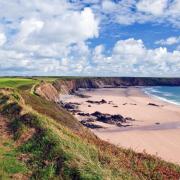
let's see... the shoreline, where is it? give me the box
[62,87,180,164]
[142,86,180,106]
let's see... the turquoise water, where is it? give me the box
[143,86,180,105]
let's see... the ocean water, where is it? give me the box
[143,86,180,105]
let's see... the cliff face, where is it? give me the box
[35,77,180,101]
[35,82,59,102]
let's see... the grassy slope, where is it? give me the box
[0,77,180,179]
[0,78,37,89]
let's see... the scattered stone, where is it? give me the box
[113,105,118,107]
[61,102,80,111]
[74,92,91,98]
[80,119,95,123]
[117,124,132,127]
[70,109,81,114]
[148,103,159,107]
[77,112,90,116]
[124,117,135,121]
[123,103,127,105]
[101,99,107,103]
[88,105,91,107]
[130,103,137,105]
[64,103,77,110]
[70,102,81,105]
[80,121,103,129]
[86,99,107,105]
[155,122,160,125]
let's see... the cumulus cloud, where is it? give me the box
[0,1,99,75]
[155,36,180,45]
[91,38,180,77]
[137,0,168,16]
[39,7,99,45]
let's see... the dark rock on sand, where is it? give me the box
[130,103,137,105]
[117,124,132,127]
[77,112,90,116]
[124,117,135,121]
[80,121,103,129]
[111,114,124,121]
[91,111,125,124]
[86,99,107,104]
[80,119,95,123]
[74,92,91,98]
[148,103,159,107]
[70,109,81,114]
[61,102,81,111]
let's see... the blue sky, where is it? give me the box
[0,0,179,76]
[89,22,180,50]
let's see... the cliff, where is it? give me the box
[35,82,59,102]
[35,77,180,101]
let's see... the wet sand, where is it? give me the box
[62,87,180,164]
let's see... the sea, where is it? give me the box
[143,86,180,106]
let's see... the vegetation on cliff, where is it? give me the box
[0,77,180,179]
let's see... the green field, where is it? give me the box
[0,78,37,89]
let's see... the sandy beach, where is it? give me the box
[62,87,180,164]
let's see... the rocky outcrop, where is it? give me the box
[91,111,125,125]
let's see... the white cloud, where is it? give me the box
[39,7,99,45]
[0,33,6,46]
[155,36,180,45]
[137,0,168,16]
[91,38,180,76]
[18,18,44,43]
[113,39,145,57]
[102,0,117,12]
[97,0,180,27]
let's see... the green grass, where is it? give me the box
[19,119,108,179]
[32,77,59,82]
[0,78,37,89]
[0,139,28,179]
[20,91,83,131]
[0,77,60,90]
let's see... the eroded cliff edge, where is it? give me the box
[35,77,180,101]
